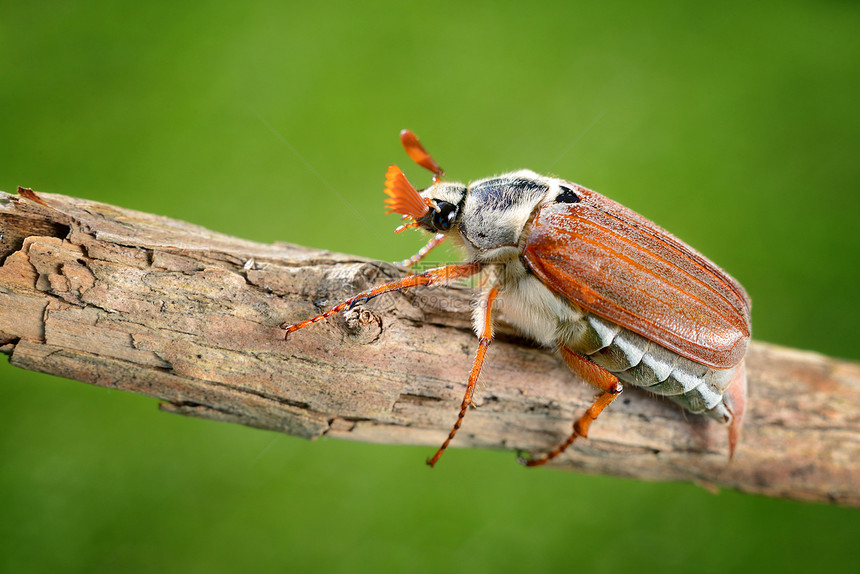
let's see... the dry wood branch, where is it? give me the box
[1,189,858,506]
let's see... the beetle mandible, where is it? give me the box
[282,130,750,467]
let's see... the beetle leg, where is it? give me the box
[426,286,499,467]
[398,233,447,268]
[519,346,623,467]
[281,262,481,338]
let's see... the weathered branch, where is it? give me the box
[1,188,858,506]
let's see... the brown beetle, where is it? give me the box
[283,130,750,466]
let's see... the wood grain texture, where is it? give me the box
[1,188,858,507]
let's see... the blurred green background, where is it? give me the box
[2,0,859,572]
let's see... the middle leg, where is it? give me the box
[426,286,499,467]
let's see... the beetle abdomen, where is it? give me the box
[568,314,738,423]
[498,271,739,425]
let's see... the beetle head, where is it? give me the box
[384,130,468,236]
[383,165,466,234]
[415,181,467,233]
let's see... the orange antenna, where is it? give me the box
[383,165,433,219]
[400,129,445,182]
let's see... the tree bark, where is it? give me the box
[2,188,858,506]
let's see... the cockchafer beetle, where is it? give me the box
[282,130,751,467]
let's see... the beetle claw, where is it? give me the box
[515,450,533,465]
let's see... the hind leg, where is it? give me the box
[519,346,622,467]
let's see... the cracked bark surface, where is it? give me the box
[1,188,858,507]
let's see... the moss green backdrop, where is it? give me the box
[2,1,858,572]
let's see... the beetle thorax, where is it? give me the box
[460,170,552,256]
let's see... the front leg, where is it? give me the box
[281,262,481,338]
[398,233,446,268]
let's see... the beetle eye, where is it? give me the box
[432,201,458,230]
[556,185,580,203]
